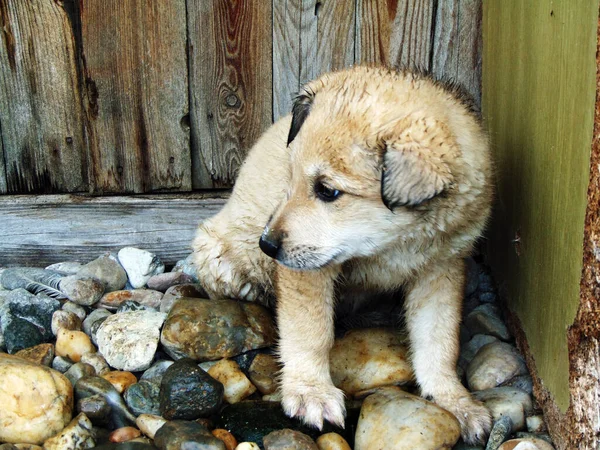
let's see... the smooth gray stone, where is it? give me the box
[154,420,225,450]
[485,416,513,450]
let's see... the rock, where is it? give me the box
[480,292,497,303]
[81,352,110,376]
[232,349,261,372]
[1,289,60,353]
[77,254,128,292]
[109,427,142,443]
[77,394,111,424]
[473,387,533,431]
[55,329,96,362]
[154,420,226,450]
[124,380,161,416]
[52,356,74,373]
[96,310,166,371]
[159,358,224,419]
[140,360,174,383]
[315,433,351,450]
[485,415,513,450]
[102,371,138,394]
[172,254,200,282]
[117,301,154,313]
[212,429,238,450]
[465,258,480,296]
[235,445,260,450]
[160,284,208,313]
[14,343,54,366]
[136,414,167,440]
[65,362,97,386]
[147,272,195,293]
[92,443,156,450]
[513,433,553,444]
[62,301,88,322]
[118,248,165,289]
[467,342,528,391]
[75,376,136,428]
[46,261,85,274]
[459,334,499,368]
[207,359,257,404]
[501,375,534,395]
[465,304,511,341]
[526,416,546,433]
[0,353,73,444]
[52,310,82,335]
[498,438,554,450]
[248,354,280,395]
[82,309,112,344]
[160,299,276,361]
[263,429,317,450]
[60,276,105,306]
[329,328,413,395]
[354,387,460,450]
[42,412,95,450]
[99,290,163,310]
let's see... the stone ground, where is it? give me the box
[0,249,555,450]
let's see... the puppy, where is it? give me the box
[193,66,493,444]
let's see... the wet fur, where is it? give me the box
[193,66,494,444]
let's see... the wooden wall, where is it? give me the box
[483,1,600,448]
[0,0,482,195]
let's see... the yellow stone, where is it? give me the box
[55,329,96,362]
[101,371,138,393]
[316,433,352,450]
[208,359,256,404]
[0,354,73,445]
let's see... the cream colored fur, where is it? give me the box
[193,66,494,445]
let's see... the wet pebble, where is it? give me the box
[135,414,167,440]
[65,362,97,386]
[154,420,226,450]
[96,310,166,372]
[248,353,280,395]
[467,342,528,391]
[102,371,138,394]
[75,376,136,428]
[140,360,174,383]
[207,359,257,404]
[55,328,96,362]
[77,254,128,292]
[109,427,142,443]
[315,433,351,450]
[52,355,74,373]
[465,304,511,341]
[52,310,82,335]
[81,352,110,376]
[124,380,161,416]
[212,429,238,450]
[60,275,105,306]
[42,412,95,450]
[14,343,54,366]
[329,328,413,395]
[77,394,111,424]
[118,248,165,289]
[160,283,208,313]
[99,290,163,311]
[82,308,112,343]
[62,301,88,322]
[160,299,276,361]
[263,429,317,450]
[159,358,224,420]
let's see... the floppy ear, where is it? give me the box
[287,90,315,146]
[381,142,454,209]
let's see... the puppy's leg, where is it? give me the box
[404,258,492,445]
[277,265,345,429]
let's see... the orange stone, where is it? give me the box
[102,371,138,393]
[109,427,142,443]
[212,429,238,450]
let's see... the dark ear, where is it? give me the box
[381,142,454,209]
[287,90,315,146]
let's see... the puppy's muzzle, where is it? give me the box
[259,227,282,259]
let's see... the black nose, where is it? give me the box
[259,228,281,259]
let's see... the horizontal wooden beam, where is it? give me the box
[0,193,228,268]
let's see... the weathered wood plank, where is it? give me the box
[0,194,228,267]
[356,0,399,65]
[188,0,273,188]
[273,0,302,121]
[388,0,435,70]
[0,121,6,193]
[432,0,482,106]
[0,0,87,194]
[80,0,190,194]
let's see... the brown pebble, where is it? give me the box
[195,418,214,430]
[212,429,238,450]
[316,432,352,450]
[14,343,55,366]
[109,427,141,443]
[102,371,138,393]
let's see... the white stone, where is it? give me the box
[473,387,533,431]
[135,414,167,439]
[499,438,555,450]
[330,328,413,395]
[96,310,166,371]
[118,247,165,289]
[208,359,257,403]
[467,341,528,391]
[355,386,461,450]
[235,444,260,450]
[43,413,95,450]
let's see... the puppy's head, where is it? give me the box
[260,68,471,270]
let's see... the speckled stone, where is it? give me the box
[51,310,82,335]
[154,420,226,450]
[140,360,173,384]
[99,290,163,311]
[60,276,105,306]
[82,309,112,344]
[160,283,208,313]
[0,353,73,445]
[62,301,88,322]
[135,414,167,440]
[160,299,276,361]
[14,343,54,366]
[485,415,513,450]
[330,328,413,395]
[42,412,95,450]
[77,254,128,292]
[80,352,110,376]
[355,387,460,450]
[124,380,161,416]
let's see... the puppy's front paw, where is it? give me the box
[281,378,346,430]
[442,396,492,445]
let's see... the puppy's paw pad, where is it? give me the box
[450,397,492,445]
[282,383,346,429]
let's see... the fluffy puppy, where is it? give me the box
[193,66,493,444]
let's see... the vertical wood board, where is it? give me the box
[0,0,86,194]
[80,0,190,194]
[0,120,6,193]
[355,0,399,66]
[188,0,273,188]
[483,0,599,412]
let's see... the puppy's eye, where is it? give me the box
[314,181,342,202]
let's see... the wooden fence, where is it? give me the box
[0,0,482,195]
